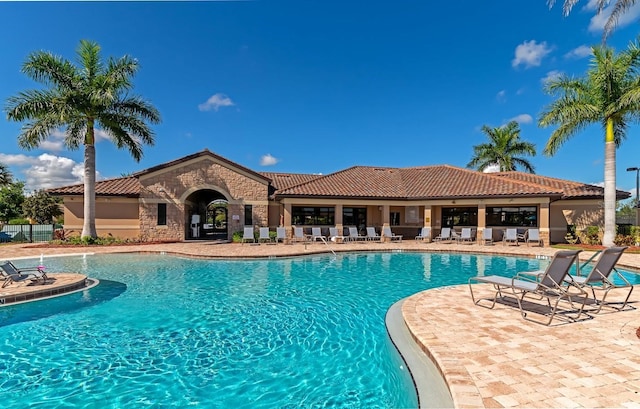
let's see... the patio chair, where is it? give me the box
[311,227,325,242]
[415,227,431,242]
[348,226,366,242]
[433,227,452,243]
[1,261,49,288]
[503,228,518,246]
[292,226,308,243]
[480,228,493,245]
[382,226,402,242]
[366,227,381,241]
[258,227,273,244]
[573,246,633,313]
[468,250,586,325]
[456,227,474,244]
[275,227,287,244]
[525,229,542,247]
[329,227,346,243]
[241,227,255,244]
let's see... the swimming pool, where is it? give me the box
[1,252,638,408]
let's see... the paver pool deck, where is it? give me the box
[2,240,640,408]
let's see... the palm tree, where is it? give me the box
[548,0,637,41]
[466,121,537,173]
[539,41,640,246]
[5,40,161,239]
[0,162,12,186]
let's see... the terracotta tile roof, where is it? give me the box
[275,165,565,199]
[259,172,322,191]
[47,176,141,197]
[492,171,631,200]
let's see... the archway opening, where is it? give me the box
[185,190,228,240]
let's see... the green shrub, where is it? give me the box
[8,218,30,225]
[614,234,636,246]
[583,226,601,245]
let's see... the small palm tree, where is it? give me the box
[548,0,636,41]
[539,41,640,246]
[467,121,536,173]
[5,40,161,239]
[0,162,12,186]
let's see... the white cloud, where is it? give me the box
[483,164,501,173]
[496,90,507,102]
[564,45,592,59]
[508,114,533,124]
[512,40,553,69]
[588,2,640,32]
[260,154,279,166]
[541,70,563,85]
[0,153,100,192]
[198,93,235,112]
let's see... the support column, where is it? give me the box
[335,204,343,235]
[539,202,549,246]
[283,202,292,238]
[477,203,486,243]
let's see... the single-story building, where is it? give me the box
[48,149,630,244]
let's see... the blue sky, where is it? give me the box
[1,1,640,200]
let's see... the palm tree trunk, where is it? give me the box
[81,144,98,239]
[602,119,616,247]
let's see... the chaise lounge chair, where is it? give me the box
[366,227,381,241]
[382,226,402,242]
[1,261,49,288]
[525,228,542,247]
[258,227,273,244]
[456,227,474,244]
[241,227,255,244]
[275,227,287,244]
[573,246,633,313]
[415,227,431,242]
[468,250,587,325]
[503,228,518,246]
[433,227,452,243]
[348,226,366,242]
[480,228,493,245]
[292,226,308,243]
[311,227,325,242]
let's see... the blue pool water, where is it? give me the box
[1,252,638,408]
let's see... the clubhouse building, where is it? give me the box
[48,149,630,244]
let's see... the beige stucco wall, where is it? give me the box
[550,199,603,243]
[138,156,270,241]
[62,196,140,239]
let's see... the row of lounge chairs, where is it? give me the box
[468,246,634,325]
[241,226,403,244]
[415,227,542,246]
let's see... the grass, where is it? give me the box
[551,243,640,254]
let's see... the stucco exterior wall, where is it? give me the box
[550,199,603,243]
[62,196,140,239]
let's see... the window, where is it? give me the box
[441,207,477,227]
[390,212,400,226]
[157,203,167,226]
[343,207,367,229]
[244,205,253,226]
[292,206,335,225]
[486,206,537,227]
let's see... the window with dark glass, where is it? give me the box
[486,206,538,227]
[390,212,400,226]
[292,207,335,225]
[441,207,478,227]
[157,203,167,226]
[343,207,367,229]
[244,205,253,226]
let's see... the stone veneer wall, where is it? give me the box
[138,159,270,242]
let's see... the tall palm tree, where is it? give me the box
[539,41,640,246]
[548,0,637,41]
[0,162,12,186]
[467,121,537,173]
[5,40,161,239]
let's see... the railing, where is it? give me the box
[0,224,56,243]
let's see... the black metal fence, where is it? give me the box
[0,224,57,243]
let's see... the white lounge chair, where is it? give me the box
[275,227,287,244]
[456,228,473,244]
[503,228,518,246]
[480,228,493,245]
[347,226,366,242]
[292,226,308,243]
[311,227,325,242]
[415,227,431,242]
[258,227,273,244]
[241,227,255,244]
[329,227,346,243]
[434,227,452,243]
[366,227,380,241]
[382,226,402,242]
[469,250,586,325]
[525,229,542,247]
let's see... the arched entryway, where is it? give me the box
[185,189,229,240]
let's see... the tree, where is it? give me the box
[548,0,637,41]
[22,190,63,224]
[5,40,161,239]
[0,162,12,186]
[0,181,26,222]
[539,41,640,246]
[466,121,537,173]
